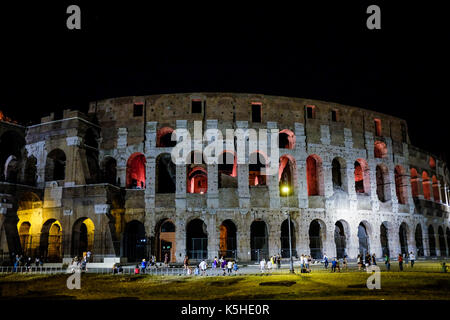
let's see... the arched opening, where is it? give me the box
[309,219,325,259]
[186,218,208,260]
[399,223,409,255]
[428,225,436,256]
[249,151,267,186]
[18,222,31,256]
[156,153,176,193]
[334,221,347,259]
[187,151,207,193]
[279,154,295,196]
[101,157,117,185]
[415,224,424,257]
[219,220,237,258]
[280,219,296,258]
[218,151,237,188]
[123,220,147,262]
[422,172,431,200]
[4,155,19,183]
[0,130,25,182]
[395,166,407,204]
[39,220,62,262]
[438,226,447,257]
[45,149,66,181]
[432,176,441,202]
[306,155,323,196]
[155,219,176,262]
[380,222,390,257]
[374,141,388,158]
[278,129,295,149]
[358,222,370,256]
[250,220,268,261]
[376,164,391,202]
[126,152,146,189]
[354,158,370,194]
[84,128,100,184]
[24,156,37,186]
[332,157,347,190]
[410,168,419,198]
[71,218,95,258]
[157,127,176,147]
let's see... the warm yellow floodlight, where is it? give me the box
[281,185,290,195]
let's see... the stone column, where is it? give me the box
[267,122,280,209]
[25,141,46,188]
[296,217,310,256]
[116,128,128,187]
[434,227,441,257]
[268,220,281,257]
[206,120,219,209]
[346,159,358,210]
[347,227,360,260]
[322,161,334,199]
[236,121,250,208]
[388,164,399,213]
[175,216,186,263]
[423,225,431,257]
[145,122,157,210]
[65,136,83,186]
[175,120,187,210]
[237,220,251,261]
[324,224,336,258]
[365,132,379,211]
[294,123,308,208]
[207,215,218,260]
[387,223,401,258]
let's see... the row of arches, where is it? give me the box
[410,168,443,202]
[14,217,450,263]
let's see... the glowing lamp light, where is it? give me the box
[281,185,290,195]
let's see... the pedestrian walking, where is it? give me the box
[164,253,169,266]
[331,258,337,272]
[323,253,329,269]
[384,254,391,271]
[277,255,281,269]
[307,255,312,272]
[343,255,348,271]
[221,259,227,275]
[398,254,403,271]
[233,261,239,275]
[409,252,415,268]
[267,258,273,274]
[357,254,363,270]
[227,260,233,274]
[260,258,266,274]
[199,259,207,276]
[371,253,377,265]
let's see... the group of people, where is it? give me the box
[258,255,282,274]
[134,256,158,274]
[318,254,349,273]
[183,255,239,276]
[357,253,378,270]
[12,254,44,272]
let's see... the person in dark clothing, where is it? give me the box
[398,254,403,271]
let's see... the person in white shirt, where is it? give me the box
[227,260,233,274]
[260,258,266,273]
[409,252,415,268]
[199,260,207,276]
[267,259,273,273]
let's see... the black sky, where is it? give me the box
[0,2,449,160]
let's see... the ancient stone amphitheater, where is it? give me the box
[0,93,449,265]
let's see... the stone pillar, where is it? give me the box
[296,217,310,256]
[267,122,280,209]
[322,161,334,199]
[175,216,186,263]
[388,164,399,213]
[408,227,417,256]
[423,226,431,257]
[269,220,281,257]
[65,136,83,186]
[416,174,424,200]
[294,123,308,208]
[387,223,400,258]
[175,120,187,210]
[236,121,250,208]
[347,228,360,260]
[320,124,331,145]
[346,159,357,210]
[434,228,441,257]
[145,122,157,210]
[237,220,251,261]
[206,120,219,209]
[365,132,379,211]
[116,128,128,187]
[324,225,336,258]
[207,215,218,260]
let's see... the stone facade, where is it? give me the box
[0,93,449,264]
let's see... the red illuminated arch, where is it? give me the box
[432,175,440,202]
[306,154,323,196]
[422,171,431,200]
[410,168,419,198]
[126,153,146,189]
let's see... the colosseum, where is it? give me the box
[0,92,449,265]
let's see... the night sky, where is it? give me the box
[0,2,448,160]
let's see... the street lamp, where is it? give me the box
[281,184,295,273]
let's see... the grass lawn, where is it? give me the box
[1,261,449,300]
